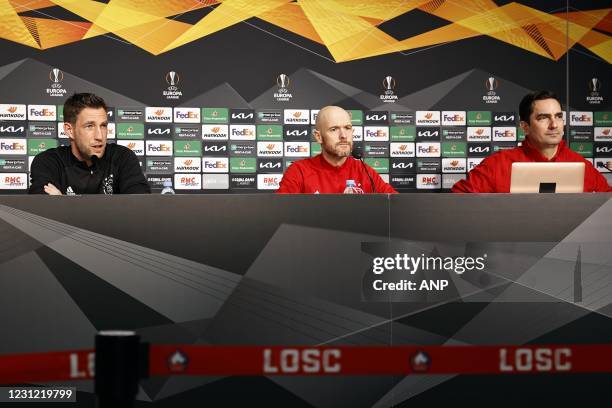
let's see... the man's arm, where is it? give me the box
[28,153,62,194]
[276,163,304,193]
[117,149,151,194]
[451,157,496,193]
[584,161,612,192]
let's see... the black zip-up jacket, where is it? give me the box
[28,144,150,194]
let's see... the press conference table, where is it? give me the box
[0,193,611,407]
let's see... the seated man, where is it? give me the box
[452,90,611,193]
[29,93,150,195]
[276,106,397,194]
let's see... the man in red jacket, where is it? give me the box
[276,106,397,194]
[452,90,611,193]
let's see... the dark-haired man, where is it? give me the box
[29,93,150,194]
[276,106,396,194]
[452,90,611,193]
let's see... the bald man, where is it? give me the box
[276,106,397,194]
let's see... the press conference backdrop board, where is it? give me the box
[0,1,610,193]
[0,194,611,406]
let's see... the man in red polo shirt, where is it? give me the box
[276,106,397,194]
[452,90,611,193]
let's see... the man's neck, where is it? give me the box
[71,144,92,167]
[321,151,348,167]
[527,138,559,160]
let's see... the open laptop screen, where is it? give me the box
[510,162,585,193]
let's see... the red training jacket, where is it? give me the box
[276,155,397,194]
[452,140,611,193]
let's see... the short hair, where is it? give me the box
[63,93,107,124]
[519,90,562,122]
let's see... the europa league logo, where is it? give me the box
[485,76,498,91]
[277,74,290,89]
[383,76,396,91]
[49,68,64,83]
[165,71,180,86]
[589,78,601,93]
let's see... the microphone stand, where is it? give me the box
[351,148,376,193]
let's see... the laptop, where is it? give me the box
[510,162,585,193]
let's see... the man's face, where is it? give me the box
[521,98,564,150]
[65,107,108,162]
[314,108,353,159]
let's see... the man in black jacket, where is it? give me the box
[29,93,150,194]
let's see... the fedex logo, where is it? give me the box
[442,111,466,126]
[28,105,57,121]
[569,111,593,126]
[173,108,200,123]
[0,139,26,155]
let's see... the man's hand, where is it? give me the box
[43,183,62,195]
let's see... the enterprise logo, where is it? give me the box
[28,105,57,121]
[416,111,441,126]
[258,158,283,172]
[174,157,201,173]
[174,174,202,190]
[416,174,441,189]
[416,142,440,157]
[467,157,484,171]
[364,126,389,141]
[441,111,466,126]
[442,158,467,173]
[145,107,172,122]
[595,143,612,154]
[146,125,172,137]
[390,142,415,157]
[202,157,229,173]
[569,111,593,126]
[493,127,516,141]
[0,123,25,136]
[365,111,388,124]
[257,141,283,157]
[202,125,229,140]
[0,173,27,189]
[283,125,310,140]
[284,142,310,157]
[0,104,27,121]
[0,138,27,155]
[230,109,255,123]
[117,140,145,155]
[467,127,492,142]
[493,112,516,125]
[257,174,283,190]
[146,140,173,156]
[230,125,256,140]
[284,109,310,124]
[173,107,200,123]
[595,127,612,142]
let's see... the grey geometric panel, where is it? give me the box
[0,58,144,106]
[0,204,241,323]
[181,83,251,108]
[0,251,97,353]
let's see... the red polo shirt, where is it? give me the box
[452,140,611,193]
[276,155,397,194]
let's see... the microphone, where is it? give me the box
[351,145,376,193]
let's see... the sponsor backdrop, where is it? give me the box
[0,194,611,406]
[0,1,610,193]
